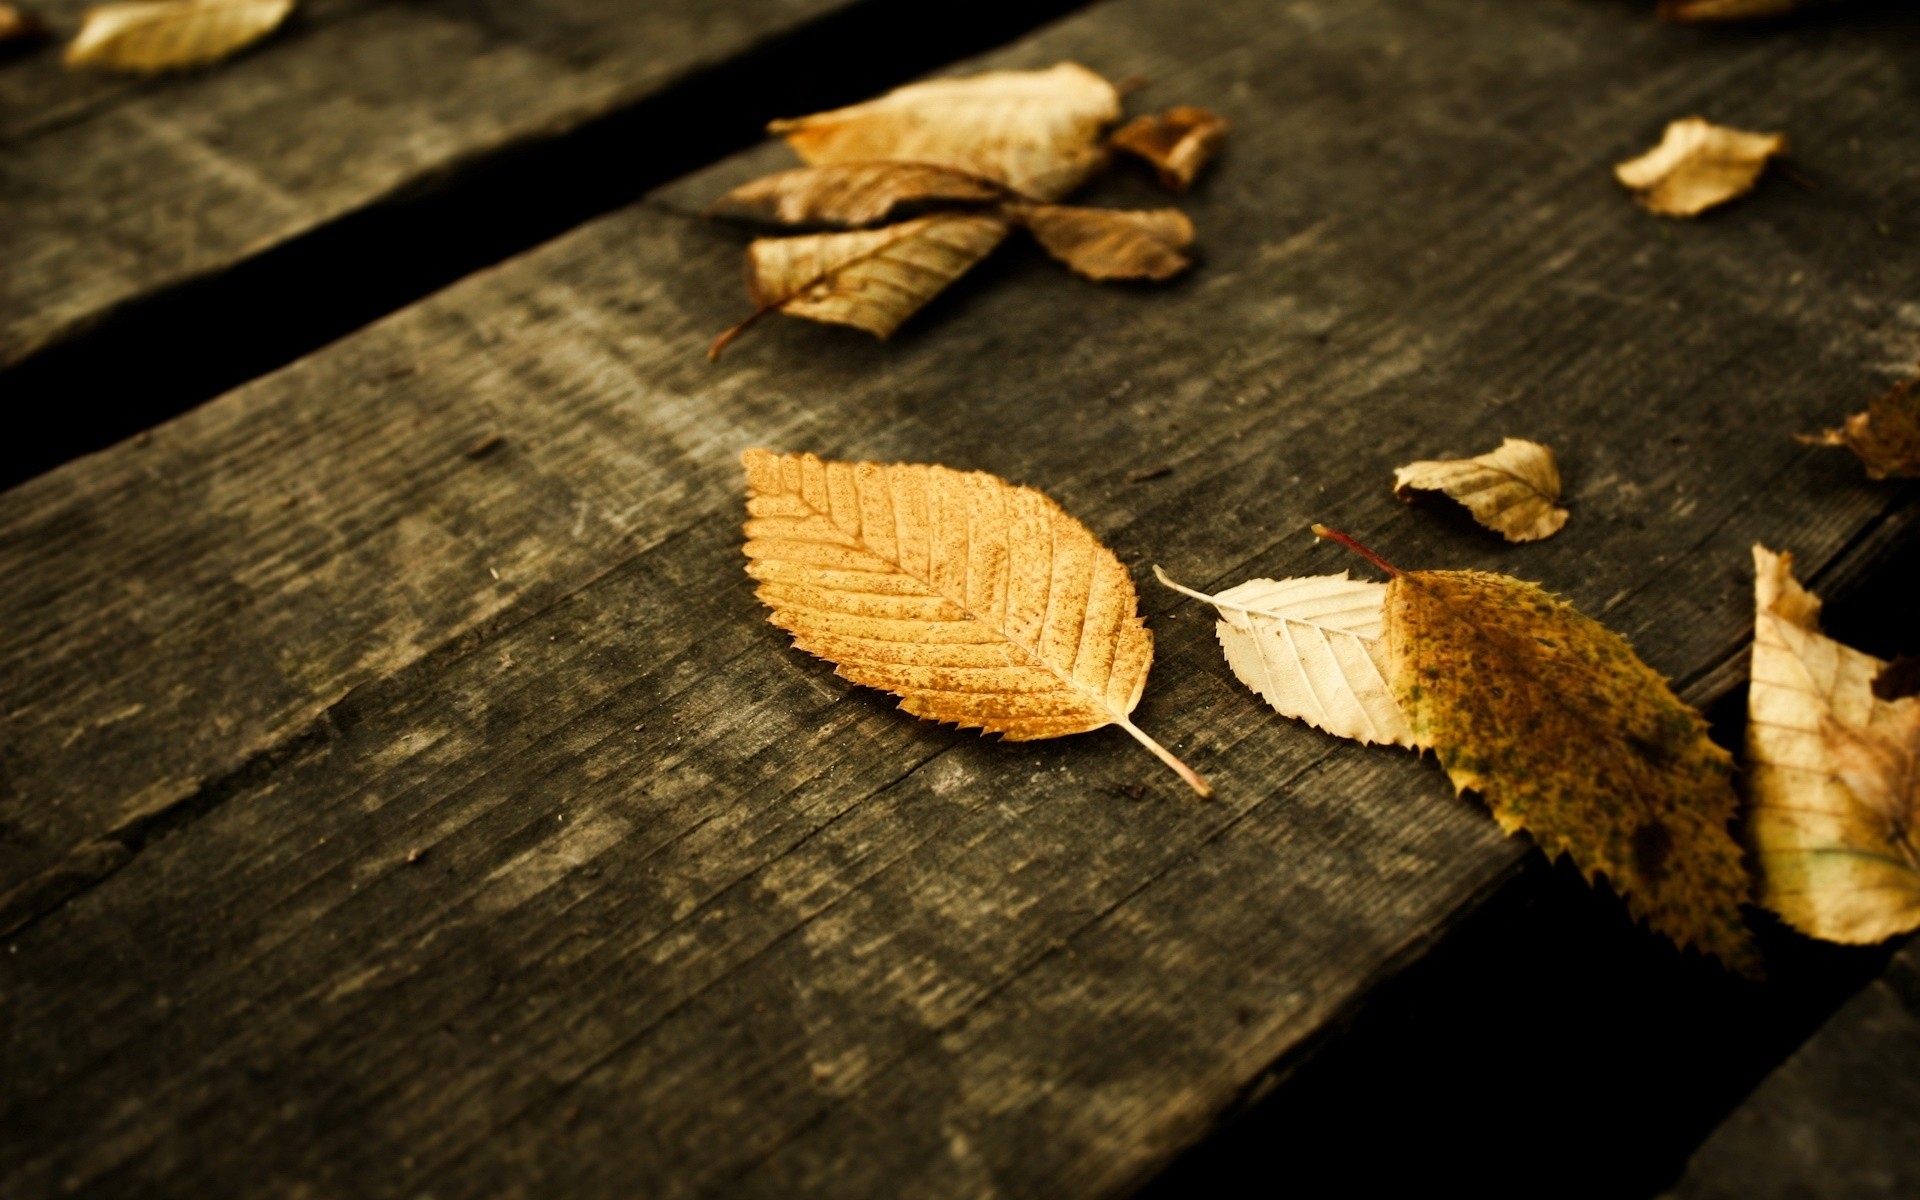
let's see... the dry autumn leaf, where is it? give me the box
[1110,106,1229,192]
[1314,526,1757,970]
[66,0,292,73]
[768,63,1121,202]
[1392,438,1569,543]
[1798,367,1920,480]
[708,163,1010,228]
[1155,566,1412,748]
[711,213,1011,359]
[1660,0,1854,20]
[1615,117,1785,217]
[743,450,1210,796]
[1747,545,1920,943]
[1011,204,1194,282]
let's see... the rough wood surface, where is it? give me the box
[0,0,854,369]
[1666,941,1920,1200]
[4,0,1919,1194]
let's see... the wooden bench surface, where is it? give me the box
[0,0,858,369]
[3,0,1917,1194]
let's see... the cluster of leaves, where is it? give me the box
[705,65,1226,359]
[0,0,292,71]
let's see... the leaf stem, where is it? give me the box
[1310,524,1402,578]
[709,309,769,361]
[1115,717,1213,798]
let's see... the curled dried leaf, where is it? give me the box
[743,450,1208,796]
[767,63,1122,201]
[1614,117,1785,217]
[1747,545,1920,943]
[713,212,1011,359]
[1156,567,1412,748]
[708,162,1010,228]
[1660,0,1854,21]
[1012,204,1194,282]
[1798,369,1920,480]
[1110,106,1229,192]
[1393,438,1568,543]
[65,0,293,73]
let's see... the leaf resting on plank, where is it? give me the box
[1747,545,1920,943]
[1393,438,1568,542]
[768,63,1122,202]
[1614,117,1785,217]
[743,450,1210,796]
[708,163,1010,228]
[1110,107,1229,192]
[1155,567,1412,748]
[66,0,292,72]
[1798,367,1920,480]
[711,213,1011,359]
[1314,527,1757,970]
[1012,205,1195,282]
[1660,0,1854,21]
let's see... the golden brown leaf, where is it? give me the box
[65,0,292,73]
[1614,117,1785,217]
[1798,369,1920,480]
[742,450,1209,796]
[1311,528,1755,969]
[1660,0,1853,21]
[1392,438,1568,543]
[1110,106,1229,192]
[1012,204,1194,282]
[708,162,1009,228]
[712,212,1011,359]
[767,63,1122,202]
[1747,545,1920,943]
[0,3,46,46]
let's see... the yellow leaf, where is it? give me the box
[708,163,1010,228]
[768,63,1122,202]
[1310,527,1755,969]
[1746,545,1920,943]
[743,450,1209,796]
[1011,204,1195,282]
[712,212,1010,359]
[1798,367,1920,481]
[1110,106,1229,192]
[1155,566,1412,748]
[1614,117,1785,217]
[65,0,292,73]
[1393,438,1569,543]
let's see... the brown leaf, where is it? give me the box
[1110,106,1229,192]
[1660,0,1854,21]
[708,162,1010,228]
[65,0,292,73]
[1392,438,1568,543]
[1747,545,1920,943]
[1614,117,1785,217]
[1799,368,1920,480]
[742,450,1209,796]
[1315,527,1757,970]
[0,3,46,46]
[712,212,1011,359]
[1012,204,1194,282]
[767,63,1122,202]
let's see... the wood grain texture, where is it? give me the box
[4,0,1920,1193]
[1665,942,1920,1200]
[0,0,850,369]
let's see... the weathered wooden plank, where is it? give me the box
[0,0,861,371]
[3,0,1918,1194]
[1666,941,1920,1200]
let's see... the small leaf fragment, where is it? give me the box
[1012,204,1195,282]
[767,63,1122,201]
[1156,566,1412,747]
[1747,545,1920,943]
[708,162,1009,228]
[65,0,293,73]
[1110,106,1229,192]
[1798,367,1920,480]
[1659,0,1854,21]
[1393,438,1569,543]
[0,3,47,47]
[1614,117,1785,217]
[743,450,1209,796]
